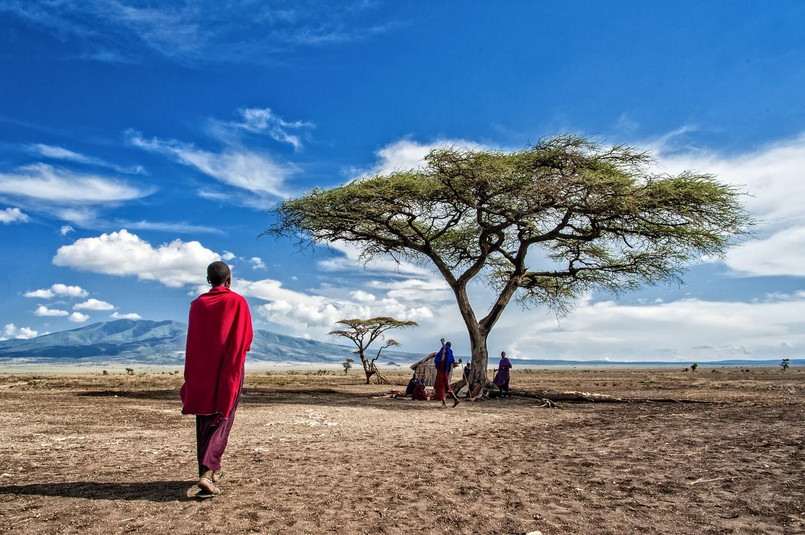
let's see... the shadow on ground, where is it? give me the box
[77,387,509,411]
[0,480,194,502]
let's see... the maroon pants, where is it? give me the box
[195,375,243,476]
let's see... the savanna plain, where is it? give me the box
[0,366,802,535]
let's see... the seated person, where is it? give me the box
[412,380,429,401]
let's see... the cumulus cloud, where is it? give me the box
[494,292,805,362]
[53,229,220,288]
[3,323,38,340]
[250,257,266,270]
[0,207,29,224]
[355,138,484,178]
[68,311,90,323]
[128,131,292,198]
[221,251,236,261]
[652,133,805,278]
[59,225,75,236]
[74,298,114,311]
[111,312,142,320]
[24,284,89,299]
[34,305,69,317]
[235,276,436,342]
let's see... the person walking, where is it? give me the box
[180,261,253,496]
[433,338,460,408]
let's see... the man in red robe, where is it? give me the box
[180,261,253,495]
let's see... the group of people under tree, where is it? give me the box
[406,339,514,406]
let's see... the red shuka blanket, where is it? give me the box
[180,286,253,419]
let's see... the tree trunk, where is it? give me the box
[358,350,373,385]
[466,324,490,390]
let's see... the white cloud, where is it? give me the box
[250,257,266,270]
[74,298,114,311]
[0,163,148,203]
[28,143,146,175]
[30,144,94,164]
[53,229,219,288]
[128,132,292,198]
[355,138,484,178]
[236,276,435,342]
[0,207,28,224]
[3,323,38,340]
[68,311,90,323]
[350,290,376,303]
[222,251,236,261]
[493,292,805,362]
[317,241,432,277]
[34,305,69,317]
[111,312,142,320]
[227,107,314,151]
[1,2,391,64]
[25,284,88,299]
[24,289,55,299]
[652,133,805,278]
[59,225,74,236]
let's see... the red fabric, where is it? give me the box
[412,382,429,401]
[180,286,253,419]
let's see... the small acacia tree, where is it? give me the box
[329,317,417,384]
[267,135,750,388]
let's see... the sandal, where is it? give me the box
[197,476,221,496]
[212,468,225,483]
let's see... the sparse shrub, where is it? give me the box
[125,368,134,375]
[102,370,108,376]
[343,357,354,375]
[781,358,790,372]
[690,363,698,372]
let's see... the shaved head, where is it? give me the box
[207,261,231,287]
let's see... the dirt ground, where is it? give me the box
[0,366,802,535]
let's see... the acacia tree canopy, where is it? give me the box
[329,317,417,384]
[267,135,751,386]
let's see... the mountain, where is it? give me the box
[0,319,419,366]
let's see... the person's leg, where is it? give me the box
[196,373,244,486]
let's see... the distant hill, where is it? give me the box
[0,319,421,366]
[1,320,800,368]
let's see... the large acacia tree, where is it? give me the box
[267,136,750,389]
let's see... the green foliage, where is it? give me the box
[691,362,698,372]
[781,358,790,371]
[266,135,752,373]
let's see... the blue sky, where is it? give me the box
[1,1,805,362]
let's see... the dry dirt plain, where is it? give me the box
[0,366,802,534]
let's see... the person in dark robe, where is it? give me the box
[405,373,420,396]
[180,261,253,495]
[493,350,512,397]
[433,338,460,408]
[411,380,429,401]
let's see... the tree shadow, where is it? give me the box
[0,480,196,502]
[78,387,469,412]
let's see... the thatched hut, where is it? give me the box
[409,352,438,386]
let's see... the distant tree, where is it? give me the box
[329,317,417,384]
[267,135,751,389]
[781,358,790,372]
[125,367,134,375]
[343,357,354,375]
[690,362,698,373]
